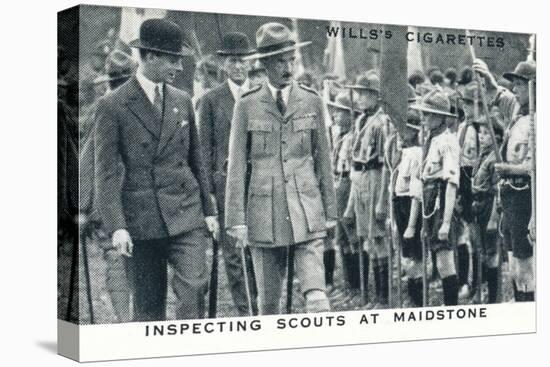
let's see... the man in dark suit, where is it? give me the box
[197,32,258,316]
[94,19,219,321]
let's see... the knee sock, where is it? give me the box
[431,251,439,280]
[377,257,389,304]
[523,291,535,302]
[471,252,479,296]
[512,280,520,301]
[347,253,359,290]
[324,249,336,286]
[486,267,499,303]
[456,244,470,286]
[372,257,380,299]
[442,275,459,306]
[407,277,423,307]
[362,251,370,296]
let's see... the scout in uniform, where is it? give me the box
[473,59,536,302]
[327,92,361,293]
[225,23,338,315]
[344,71,392,308]
[390,111,424,307]
[197,32,258,316]
[456,82,481,299]
[95,19,219,321]
[412,90,460,306]
[470,116,504,303]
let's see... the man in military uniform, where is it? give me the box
[225,22,338,315]
[327,92,361,294]
[198,32,258,316]
[95,19,219,321]
[412,90,461,306]
[473,59,536,302]
[344,71,392,308]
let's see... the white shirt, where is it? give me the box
[136,67,163,105]
[227,78,250,100]
[267,82,291,106]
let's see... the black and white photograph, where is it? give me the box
[55,2,538,362]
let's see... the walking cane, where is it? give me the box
[208,237,219,318]
[286,245,296,314]
[240,247,255,316]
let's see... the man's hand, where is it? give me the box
[438,222,451,242]
[326,220,338,229]
[227,225,248,248]
[204,216,220,240]
[472,58,498,89]
[112,229,133,257]
[404,226,415,239]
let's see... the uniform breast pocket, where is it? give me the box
[248,119,272,154]
[427,158,443,176]
[293,116,317,153]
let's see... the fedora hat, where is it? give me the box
[129,18,193,57]
[503,60,536,82]
[244,22,311,60]
[344,71,380,93]
[410,89,456,117]
[217,32,255,56]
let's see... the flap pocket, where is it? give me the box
[248,119,272,132]
[293,116,317,131]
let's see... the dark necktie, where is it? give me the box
[276,89,286,116]
[153,84,163,115]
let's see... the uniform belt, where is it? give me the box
[353,161,383,171]
[335,171,350,178]
[502,176,530,186]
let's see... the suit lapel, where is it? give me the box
[156,84,182,156]
[125,77,162,139]
[219,82,235,123]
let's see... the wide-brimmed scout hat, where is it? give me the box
[410,89,456,117]
[244,22,311,60]
[327,92,362,113]
[129,18,194,57]
[344,70,380,93]
[216,32,256,56]
[503,60,536,82]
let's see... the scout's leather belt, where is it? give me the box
[501,176,530,186]
[335,171,350,178]
[353,161,383,171]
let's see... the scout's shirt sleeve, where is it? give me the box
[94,97,126,233]
[224,98,249,228]
[312,97,338,221]
[440,133,460,186]
[409,147,423,200]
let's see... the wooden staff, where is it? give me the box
[240,247,255,316]
[420,123,428,307]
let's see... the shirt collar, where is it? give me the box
[227,78,250,99]
[136,67,163,104]
[267,82,291,105]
